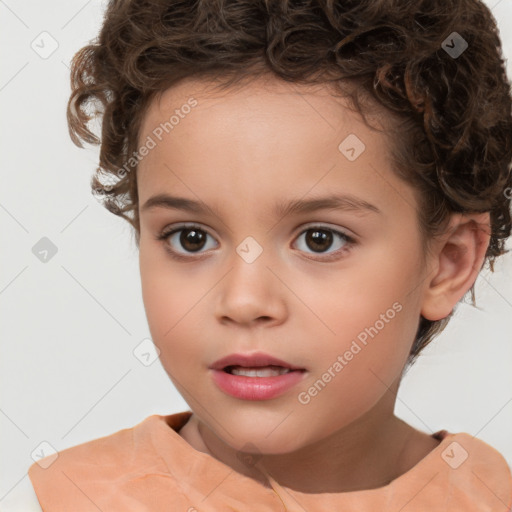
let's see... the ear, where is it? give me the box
[421,212,491,321]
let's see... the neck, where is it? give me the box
[179,385,438,494]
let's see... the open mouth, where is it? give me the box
[223,365,303,377]
[211,363,307,400]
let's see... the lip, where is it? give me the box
[210,368,307,400]
[208,351,307,401]
[208,351,305,371]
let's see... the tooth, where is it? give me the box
[230,366,291,377]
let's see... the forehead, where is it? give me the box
[135,76,417,221]
[139,75,388,144]
[137,76,394,175]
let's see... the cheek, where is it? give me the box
[296,253,422,394]
[139,249,218,377]
[140,251,190,344]
[296,262,417,353]
[293,299,417,440]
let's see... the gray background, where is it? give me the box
[1,0,511,504]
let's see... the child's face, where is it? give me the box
[137,77,434,453]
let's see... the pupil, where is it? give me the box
[307,230,332,252]
[180,228,206,251]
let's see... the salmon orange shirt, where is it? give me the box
[28,411,512,511]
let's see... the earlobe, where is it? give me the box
[421,212,491,321]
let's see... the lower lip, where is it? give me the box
[210,369,306,400]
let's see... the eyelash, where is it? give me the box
[155,223,356,262]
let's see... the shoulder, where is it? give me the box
[29,420,137,476]
[444,432,511,473]
[29,415,162,484]
[28,421,141,506]
[438,432,512,510]
[27,413,193,511]
[387,427,512,511]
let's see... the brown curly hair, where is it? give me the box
[66,0,512,368]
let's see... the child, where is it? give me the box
[25,0,512,510]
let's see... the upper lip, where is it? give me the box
[209,351,305,371]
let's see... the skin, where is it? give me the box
[136,76,490,500]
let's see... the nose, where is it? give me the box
[214,252,287,328]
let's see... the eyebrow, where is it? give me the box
[141,193,381,217]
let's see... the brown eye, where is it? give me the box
[305,229,334,253]
[156,223,355,262]
[178,227,208,252]
[157,224,218,257]
[293,225,354,259]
